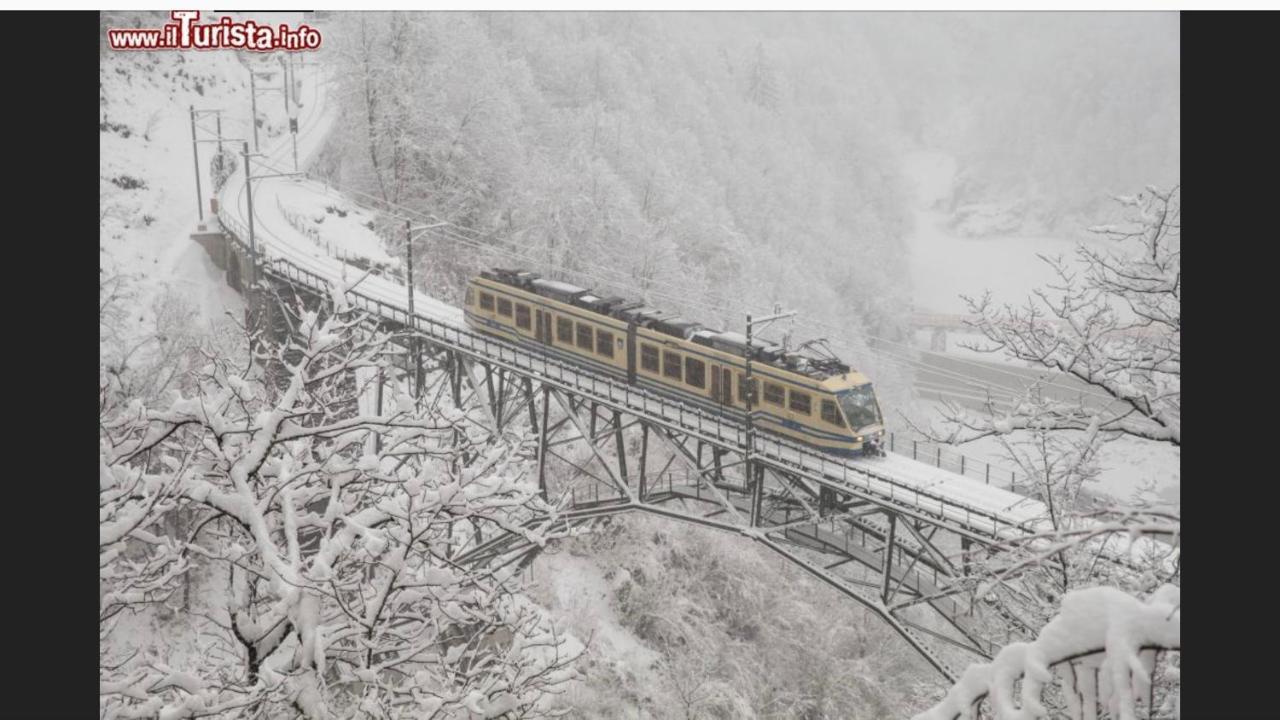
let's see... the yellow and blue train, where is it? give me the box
[463,268,886,457]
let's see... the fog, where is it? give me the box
[860,12,1179,217]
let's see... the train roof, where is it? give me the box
[476,268,857,381]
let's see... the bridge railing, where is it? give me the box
[887,433,1028,491]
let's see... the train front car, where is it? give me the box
[824,375,886,457]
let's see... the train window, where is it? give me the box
[663,351,683,380]
[597,330,615,358]
[685,357,705,388]
[465,288,474,306]
[515,304,531,330]
[789,391,811,415]
[821,399,843,426]
[738,374,757,405]
[479,292,494,311]
[576,323,594,350]
[763,382,785,407]
[557,317,573,343]
[497,298,512,317]
[641,344,659,372]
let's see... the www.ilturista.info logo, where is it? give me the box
[106,11,321,52]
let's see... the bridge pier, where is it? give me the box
[930,326,948,352]
[190,222,229,272]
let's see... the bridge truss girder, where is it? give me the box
[417,349,1029,684]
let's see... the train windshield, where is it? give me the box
[837,384,882,430]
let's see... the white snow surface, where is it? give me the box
[269,177,397,268]
[533,551,661,675]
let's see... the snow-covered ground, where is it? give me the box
[531,550,662,683]
[271,181,398,269]
[912,401,1179,511]
[907,209,1085,316]
[100,38,256,339]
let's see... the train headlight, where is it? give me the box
[856,436,863,443]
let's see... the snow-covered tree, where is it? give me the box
[318,12,912,360]
[914,583,1180,720]
[100,298,579,719]
[910,187,1181,717]
[931,185,1180,449]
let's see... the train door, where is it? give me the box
[626,322,638,384]
[535,310,552,346]
[710,366,732,406]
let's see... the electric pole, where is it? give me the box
[405,222,441,399]
[241,142,257,286]
[189,105,203,222]
[744,309,796,527]
[745,313,757,525]
[248,71,260,151]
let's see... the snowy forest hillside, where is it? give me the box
[315,13,914,374]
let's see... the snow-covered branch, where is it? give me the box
[914,584,1179,720]
[935,186,1180,448]
[100,299,580,719]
